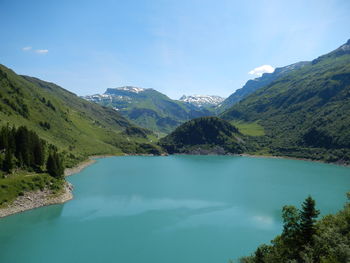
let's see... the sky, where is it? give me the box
[0,0,349,99]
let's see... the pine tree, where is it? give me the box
[46,151,63,178]
[254,247,265,263]
[299,196,320,246]
[3,149,13,173]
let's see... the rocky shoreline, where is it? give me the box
[0,182,73,218]
[64,158,97,176]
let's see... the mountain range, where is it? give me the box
[83,87,216,134]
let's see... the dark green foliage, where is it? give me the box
[46,152,64,178]
[39,121,51,130]
[3,149,13,173]
[222,40,350,164]
[0,125,47,172]
[159,117,250,154]
[300,196,320,246]
[239,196,350,263]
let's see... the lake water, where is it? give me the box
[0,155,349,263]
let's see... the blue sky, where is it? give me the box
[1,0,349,99]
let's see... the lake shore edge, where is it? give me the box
[0,181,73,218]
[1,152,347,219]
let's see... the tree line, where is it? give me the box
[0,124,64,178]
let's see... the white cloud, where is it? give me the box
[35,49,49,54]
[22,46,32,51]
[248,65,274,77]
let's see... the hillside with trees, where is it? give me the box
[221,39,350,164]
[0,64,162,210]
[159,117,252,154]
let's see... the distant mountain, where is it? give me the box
[221,39,350,163]
[83,86,212,134]
[0,65,160,163]
[179,95,225,108]
[159,117,251,154]
[218,61,309,112]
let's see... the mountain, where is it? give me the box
[83,87,213,134]
[179,94,225,108]
[159,117,252,154]
[218,61,309,112]
[221,39,350,163]
[0,65,161,164]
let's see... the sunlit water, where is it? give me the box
[0,155,349,263]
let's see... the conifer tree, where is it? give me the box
[3,149,13,173]
[299,196,319,246]
[46,151,63,178]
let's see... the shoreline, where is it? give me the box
[0,182,73,218]
[238,153,350,167]
[1,152,348,218]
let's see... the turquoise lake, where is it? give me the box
[0,155,349,263]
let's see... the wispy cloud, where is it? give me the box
[35,49,49,54]
[22,46,32,51]
[248,65,274,77]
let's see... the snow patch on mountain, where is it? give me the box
[106,86,145,94]
[179,95,225,107]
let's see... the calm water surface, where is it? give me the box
[0,155,349,263]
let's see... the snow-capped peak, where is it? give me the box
[179,95,225,107]
[115,86,145,93]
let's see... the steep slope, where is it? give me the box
[159,117,251,154]
[0,65,160,164]
[83,87,213,134]
[221,39,350,163]
[218,62,309,112]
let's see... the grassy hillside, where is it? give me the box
[0,65,161,165]
[221,39,350,163]
[159,116,253,154]
[84,87,213,134]
[0,64,163,208]
[218,62,309,113]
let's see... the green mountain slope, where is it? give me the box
[0,65,160,164]
[159,116,251,154]
[218,61,309,113]
[83,87,213,134]
[221,39,350,163]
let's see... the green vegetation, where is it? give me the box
[229,121,265,136]
[240,194,350,263]
[159,117,253,154]
[0,64,163,208]
[222,40,350,164]
[0,65,161,165]
[218,62,309,113]
[0,172,63,208]
[0,124,66,207]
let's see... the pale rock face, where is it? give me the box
[179,95,225,107]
